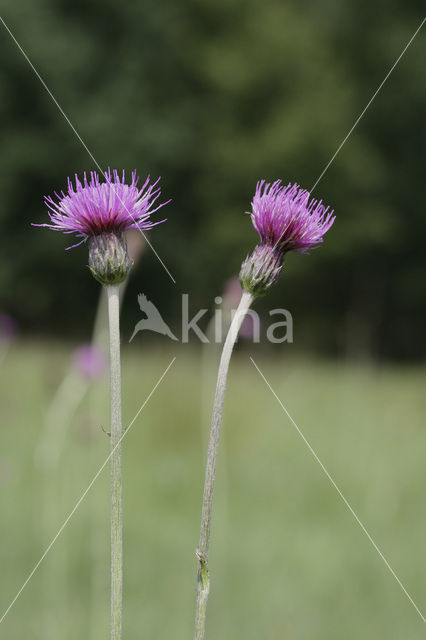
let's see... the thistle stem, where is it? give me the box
[106,284,123,640]
[194,290,253,640]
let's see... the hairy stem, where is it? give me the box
[107,284,123,640]
[194,290,253,640]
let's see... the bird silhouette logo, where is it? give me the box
[129,294,178,342]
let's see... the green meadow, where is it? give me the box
[1,342,425,639]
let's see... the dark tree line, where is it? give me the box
[0,0,424,360]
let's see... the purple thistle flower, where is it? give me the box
[240,179,335,296]
[35,168,170,285]
[251,180,335,254]
[0,313,18,345]
[34,168,169,248]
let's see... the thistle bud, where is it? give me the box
[88,232,133,285]
[239,243,283,297]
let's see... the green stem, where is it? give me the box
[106,284,123,640]
[194,290,253,640]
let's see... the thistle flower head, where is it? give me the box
[240,179,335,296]
[35,168,169,248]
[239,243,283,297]
[35,168,169,285]
[251,180,335,254]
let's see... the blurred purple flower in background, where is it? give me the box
[221,277,256,340]
[0,313,18,345]
[222,277,243,310]
[34,168,169,248]
[72,344,107,380]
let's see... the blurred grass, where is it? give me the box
[1,341,425,638]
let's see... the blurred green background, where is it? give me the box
[0,0,425,359]
[0,1,425,639]
[1,345,426,638]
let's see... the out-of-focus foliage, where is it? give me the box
[2,345,426,638]
[0,0,425,359]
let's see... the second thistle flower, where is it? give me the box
[240,180,335,296]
